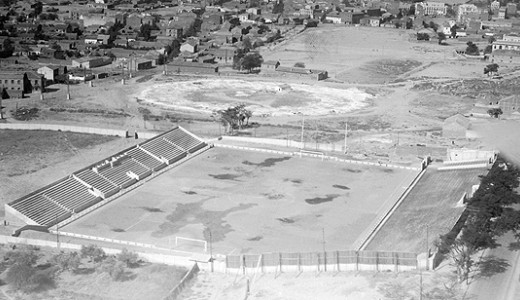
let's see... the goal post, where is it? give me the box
[174,236,208,253]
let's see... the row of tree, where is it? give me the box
[217,104,253,133]
[438,156,520,283]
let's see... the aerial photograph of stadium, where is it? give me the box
[1,0,520,299]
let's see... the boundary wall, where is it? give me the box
[214,144,421,171]
[0,122,161,139]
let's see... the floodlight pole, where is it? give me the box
[425,224,429,271]
[300,114,304,149]
[209,229,214,272]
[322,227,326,272]
[344,120,348,154]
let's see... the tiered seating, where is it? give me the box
[44,178,101,213]
[163,128,205,153]
[126,147,165,171]
[75,169,120,197]
[141,137,186,164]
[9,194,71,227]
[98,157,151,187]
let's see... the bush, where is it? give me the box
[51,252,80,273]
[5,247,38,266]
[117,248,139,267]
[81,244,106,263]
[100,256,126,281]
[6,263,33,290]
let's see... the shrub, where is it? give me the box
[117,248,139,268]
[51,251,80,273]
[81,244,106,263]
[100,256,126,281]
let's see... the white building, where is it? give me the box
[415,1,447,16]
[457,4,479,23]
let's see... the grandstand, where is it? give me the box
[5,126,208,228]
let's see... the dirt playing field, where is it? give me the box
[61,147,417,255]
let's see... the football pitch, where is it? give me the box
[61,147,417,255]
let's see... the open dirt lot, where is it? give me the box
[61,147,416,255]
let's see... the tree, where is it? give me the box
[81,244,106,263]
[6,263,34,291]
[242,37,252,51]
[484,63,499,76]
[406,18,413,29]
[450,25,458,38]
[0,38,14,58]
[294,62,305,68]
[438,32,446,45]
[465,42,480,55]
[272,0,284,14]
[417,33,430,41]
[218,104,253,133]
[429,21,439,32]
[487,107,503,118]
[241,52,263,72]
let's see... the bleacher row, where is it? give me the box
[8,127,206,227]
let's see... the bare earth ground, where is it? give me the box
[62,147,416,255]
[1,24,519,299]
[366,167,488,253]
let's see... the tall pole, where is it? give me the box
[426,224,429,271]
[315,121,319,150]
[344,120,348,153]
[66,76,70,100]
[0,97,3,119]
[209,229,214,272]
[322,227,326,272]
[300,114,304,149]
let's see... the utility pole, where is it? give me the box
[66,76,70,100]
[0,97,3,120]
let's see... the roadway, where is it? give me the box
[467,233,520,300]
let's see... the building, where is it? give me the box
[180,40,198,53]
[506,3,517,18]
[261,60,280,71]
[275,66,328,81]
[168,61,219,74]
[0,71,43,98]
[456,4,479,23]
[492,35,520,52]
[490,0,500,13]
[37,66,61,82]
[442,114,470,139]
[415,1,447,16]
[72,57,112,69]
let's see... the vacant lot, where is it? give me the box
[62,147,416,255]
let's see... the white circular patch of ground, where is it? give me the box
[139,79,373,116]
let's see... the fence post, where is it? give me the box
[376,252,379,272]
[242,254,245,275]
[336,251,340,272]
[394,252,398,273]
[317,252,320,272]
[356,251,359,271]
[279,253,282,274]
[298,253,301,272]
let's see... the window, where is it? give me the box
[34,80,38,85]
[11,80,14,84]
[17,80,20,84]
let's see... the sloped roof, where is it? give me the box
[444,114,470,128]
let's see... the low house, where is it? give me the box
[180,40,198,53]
[72,56,112,69]
[261,60,280,71]
[37,65,61,82]
[275,66,328,80]
[205,47,236,64]
[442,114,470,139]
[167,61,219,74]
